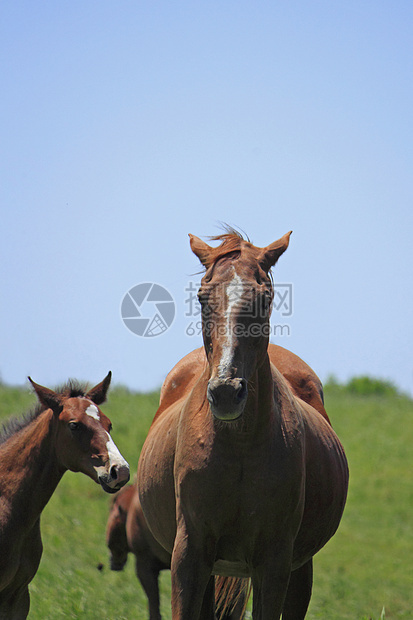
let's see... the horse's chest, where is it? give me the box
[180,440,299,525]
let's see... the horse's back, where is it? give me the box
[155,347,207,421]
[267,344,329,423]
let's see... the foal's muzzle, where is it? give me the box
[207,377,248,421]
[98,464,130,494]
[109,554,128,571]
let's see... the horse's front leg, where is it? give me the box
[171,519,216,620]
[282,558,313,620]
[0,585,30,620]
[251,541,294,620]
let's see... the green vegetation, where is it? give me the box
[325,375,402,398]
[1,379,412,619]
[310,383,413,619]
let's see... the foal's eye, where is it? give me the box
[68,421,80,431]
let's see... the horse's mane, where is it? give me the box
[0,380,89,445]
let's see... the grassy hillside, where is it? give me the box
[0,380,412,619]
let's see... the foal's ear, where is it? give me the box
[86,371,112,405]
[28,378,62,414]
[189,234,212,267]
[258,231,292,272]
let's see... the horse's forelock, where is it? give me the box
[54,379,89,399]
[203,230,252,270]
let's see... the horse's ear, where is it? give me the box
[258,231,292,272]
[189,234,212,268]
[28,378,62,414]
[86,371,112,405]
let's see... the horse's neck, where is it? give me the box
[210,356,277,440]
[0,410,63,531]
[247,355,277,424]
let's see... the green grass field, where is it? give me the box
[0,380,412,619]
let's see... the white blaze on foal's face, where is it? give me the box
[105,432,128,472]
[84,401,126,479]
[92,427,129,483]
[85,402,100,421]
[218,267,245,378]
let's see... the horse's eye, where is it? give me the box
[260,293,271,315]
[69,421,80,431]
[198,294,212,316]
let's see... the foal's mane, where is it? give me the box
[0,380,89,445]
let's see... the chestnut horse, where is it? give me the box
[106,483,246,620]
[0,372,130,619]
[138,230,348,619]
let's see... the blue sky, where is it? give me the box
[1,1,412,396]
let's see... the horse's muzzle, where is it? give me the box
[109,555,128,571]
[99,464,130,494]
[207,377,248,421]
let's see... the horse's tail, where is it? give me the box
[214,575,251,619]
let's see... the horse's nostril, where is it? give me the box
[206,384,217,406]
[110,465,118,481]
[235,379,248,403]
[207,377,248,417]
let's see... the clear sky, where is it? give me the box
[1,1,412,396]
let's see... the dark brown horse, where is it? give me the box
[0,372,130,619]
[106,483,246,620]
[106,483,170,620]
[138,230,349,619]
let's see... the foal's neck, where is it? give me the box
[0,410,63,531]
